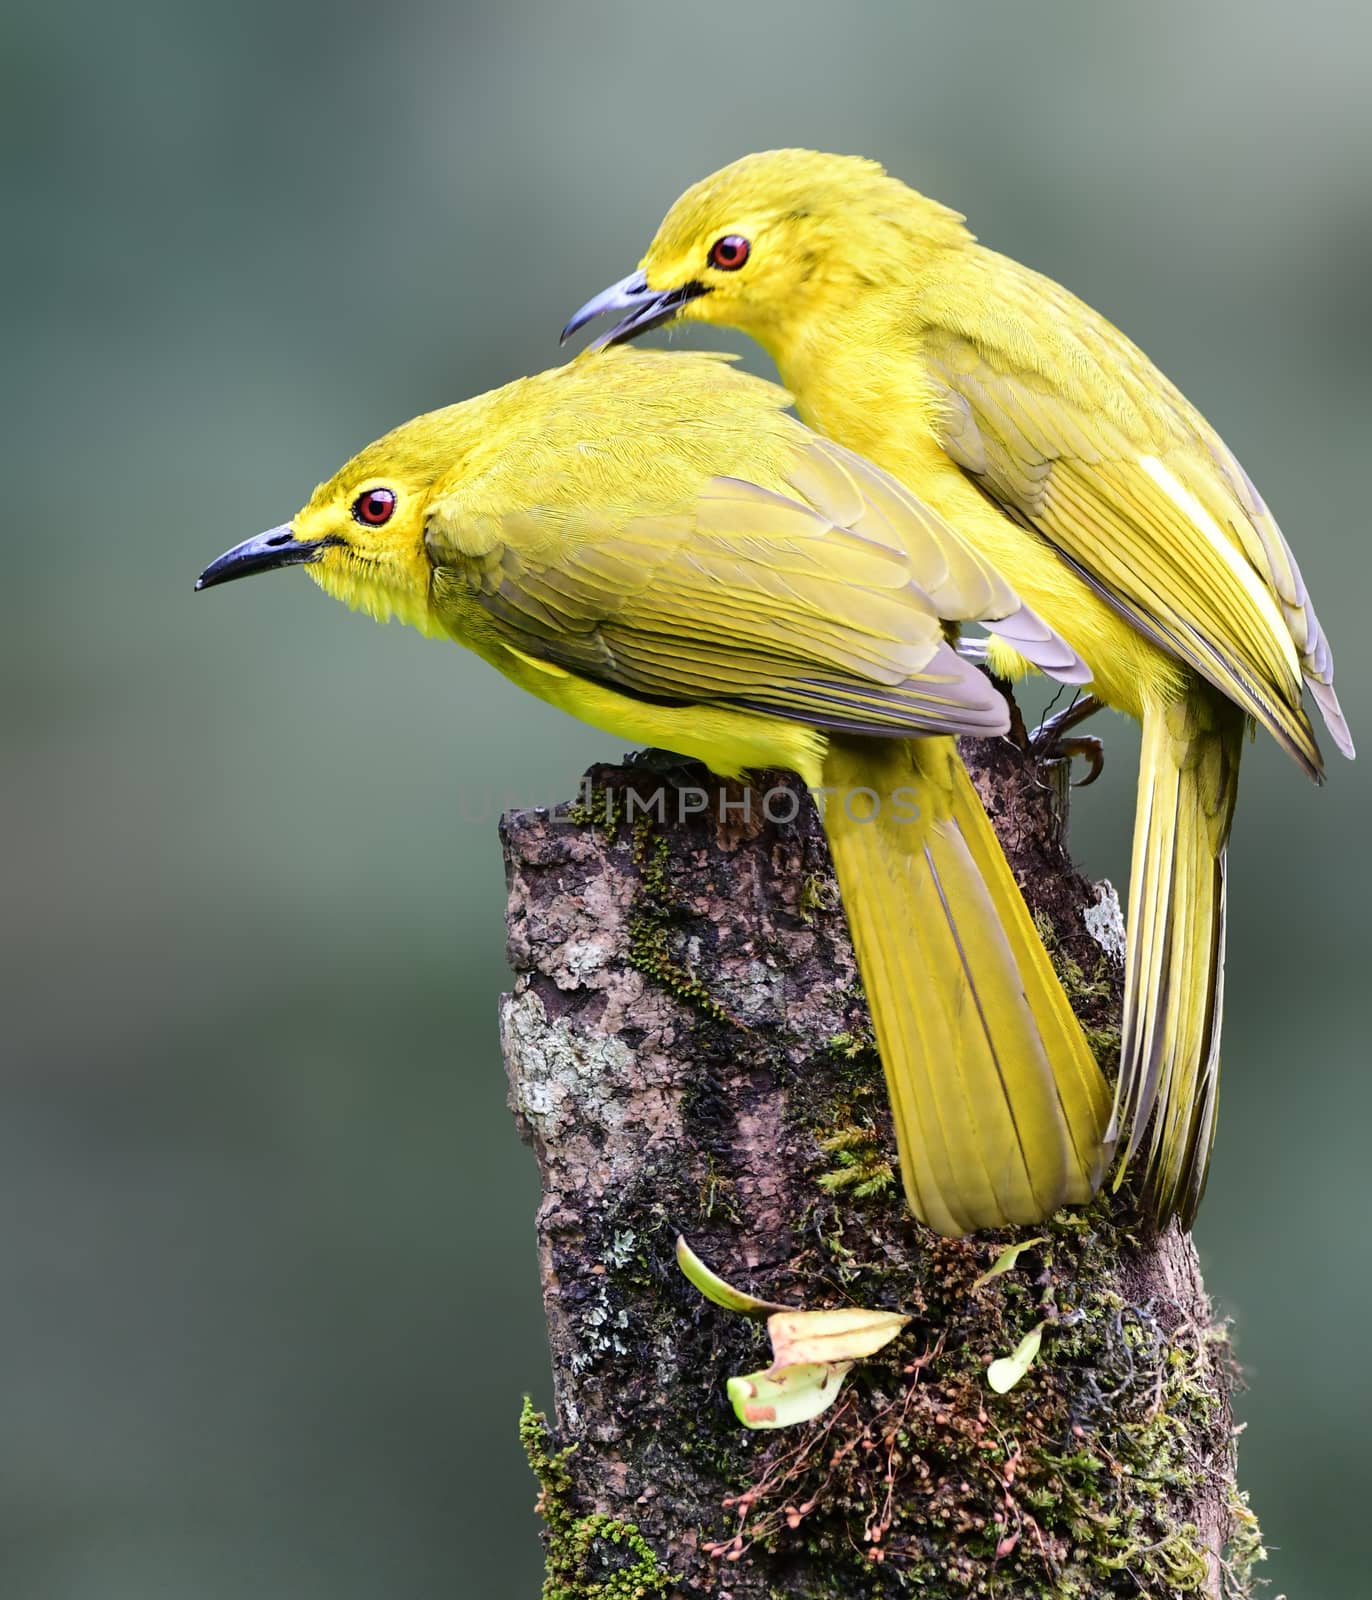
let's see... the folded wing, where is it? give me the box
[425,425,1087,740]
[925,262,1351,771]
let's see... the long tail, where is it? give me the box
[821,735,1111,1236]
[1111,691,1243,1227]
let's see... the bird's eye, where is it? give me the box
[708,234,751,271]
[352,487,397,526]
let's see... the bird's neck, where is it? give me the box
[756,290,942,464]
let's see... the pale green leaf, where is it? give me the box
[674,1235,789,1316]
[727,1361,855,1429]
[987,1323,1045,1393]
[972,1236,1047,1292]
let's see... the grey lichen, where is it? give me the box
[502,988,637,1147]
[1083,880,1127,962]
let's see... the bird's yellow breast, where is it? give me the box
[471,630,827,786]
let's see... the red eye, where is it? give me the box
[708,234,751,271]
[352,487,396,526]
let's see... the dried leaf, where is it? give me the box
[674,1236,789,1316]
[766,1307,909,1369]
[972,1236,1046,1292]
[727,1361,855,1430]
[987,1323,1045,1393]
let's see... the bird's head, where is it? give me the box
[562,149,966,357]
[195,409,479,633]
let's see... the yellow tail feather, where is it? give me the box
[821,736,1111,1236]
[1112,693,1242,1226]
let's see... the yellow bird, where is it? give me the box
[564,149,1354,1228]
[197,348,1110,1237]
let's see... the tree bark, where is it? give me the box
[500,734,1259,1599]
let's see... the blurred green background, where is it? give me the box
[5,1,1368,1594]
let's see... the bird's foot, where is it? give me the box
[1047,733,1105,786]
[1029,695,1106,787]
[623,746,711,785]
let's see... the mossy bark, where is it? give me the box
[499,735,1259,1599]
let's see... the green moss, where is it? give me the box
[1221,1487,1268,1597]
[564,788,742,1025]
[801,1026,898,1203]
[1033,908,1123,1068]
[625,816,737,1026]
[798,871,838,923]
[824,1027,879,1065]
[814,1120,896,1200]
[520,1400,678,1600]
[696,1155,745,1225]
[700,1201,1256,1597]
[565,781,623,832]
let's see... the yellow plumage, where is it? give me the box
[197,348,1110,1236]
[573,149,1353,1226]
[823,735,1107,1234]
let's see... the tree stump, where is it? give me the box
[499,736,1260,1599]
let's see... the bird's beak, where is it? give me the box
[195,525,339,592]
[560,270,707,350]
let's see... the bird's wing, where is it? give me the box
[424,431,1085,740]
[924,263,1351,772]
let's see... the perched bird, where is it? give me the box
[563,150,1354,1227]
[198,348,1110,1237]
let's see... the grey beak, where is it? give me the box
[195,525,339,592]
[561,270,707,351]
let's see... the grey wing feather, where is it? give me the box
[984,603,1093,686]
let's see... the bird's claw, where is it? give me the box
[1048,734,1106,787]
[1027,694,1106,785]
